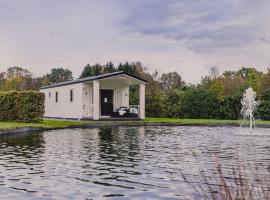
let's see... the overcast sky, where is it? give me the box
[0,0,270,83]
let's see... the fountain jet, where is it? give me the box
[240,87,258,133]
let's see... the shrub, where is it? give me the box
[218,95,242,120]
[258,89,270,120]
[0,91,44,122]
[181,87,219,119]
[161,89,185,118]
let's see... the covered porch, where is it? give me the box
[82,74,146,120]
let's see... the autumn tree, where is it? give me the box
[0,67,33,91]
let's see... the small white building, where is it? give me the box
[40,71,147,120]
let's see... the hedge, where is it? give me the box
[0,91,44,122]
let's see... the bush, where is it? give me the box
[181,87,219,119]
[0,91,44,122]
[218,95,242,120]
[258,89,270,120]
[161,89,185,118]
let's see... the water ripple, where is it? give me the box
[0,126,269,199]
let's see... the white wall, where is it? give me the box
[40,83,83,119]
[82,83,93,118]
[40,77,145,119]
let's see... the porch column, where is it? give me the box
[93,80,100,120]
[139,83,145,119]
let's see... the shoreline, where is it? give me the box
[1,121,270,136]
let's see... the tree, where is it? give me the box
[145,71,164,117]
[160,72,185,91]
[80,64,104,78]
[1,66,33,91]
[181,87,219,119]
[261,69,270,93]
[209,65,219,79]
[220,71,247,97]
[0,72,5,86]
[218,93,242,119]
[30,77,43,90]
[258,88,270,120]
[209,79,224,100]
[42,75,50,87]
[235,67,262,92]
[104,62,116,73]
[117,62,138,76]
[6,66,32,79]
[161,89,185,118]
[44,67,73,85]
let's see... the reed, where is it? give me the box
[182,161,270,200]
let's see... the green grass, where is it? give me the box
[144,118,270,125]
[1,118,270,131]
[144,118,240,124]
[0,120,92,130]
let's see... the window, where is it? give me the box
[70,90,73,102]
[55,92,58,103]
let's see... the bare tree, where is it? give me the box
[209,65,219,79]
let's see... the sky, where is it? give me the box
[0,0,270,83]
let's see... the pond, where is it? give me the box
[0,126,269,199]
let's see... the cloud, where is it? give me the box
[0,0,270,83]
[118,0,270,81]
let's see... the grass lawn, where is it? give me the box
[144,118,270,125]
[1,118,270,131]
[0,120,93,130]
[144,118,239,124]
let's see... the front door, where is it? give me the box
[100,89,113,116]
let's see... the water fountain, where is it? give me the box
[240,87,258,133]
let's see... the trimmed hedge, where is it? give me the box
[0,91,44,122]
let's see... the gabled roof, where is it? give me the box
[40,71,147,89]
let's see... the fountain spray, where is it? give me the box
[240,87,258,133]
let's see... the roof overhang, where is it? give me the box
[40,71,147,90]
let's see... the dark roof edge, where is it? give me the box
[40,71,148,90]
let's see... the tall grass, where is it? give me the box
[183,161,270,200]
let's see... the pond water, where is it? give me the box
[0,126,269,199]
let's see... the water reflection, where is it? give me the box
[0,132,45,198]
[0,126,268,199]
[98,127,141,162]
[0,132,45,154]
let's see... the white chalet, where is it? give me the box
[40,71,147,120]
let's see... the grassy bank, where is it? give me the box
[145,118,270,125]
[144,118,239,124]
[1,118,270,131]
[0,120,92,130]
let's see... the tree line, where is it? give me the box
[0,63,270,120]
